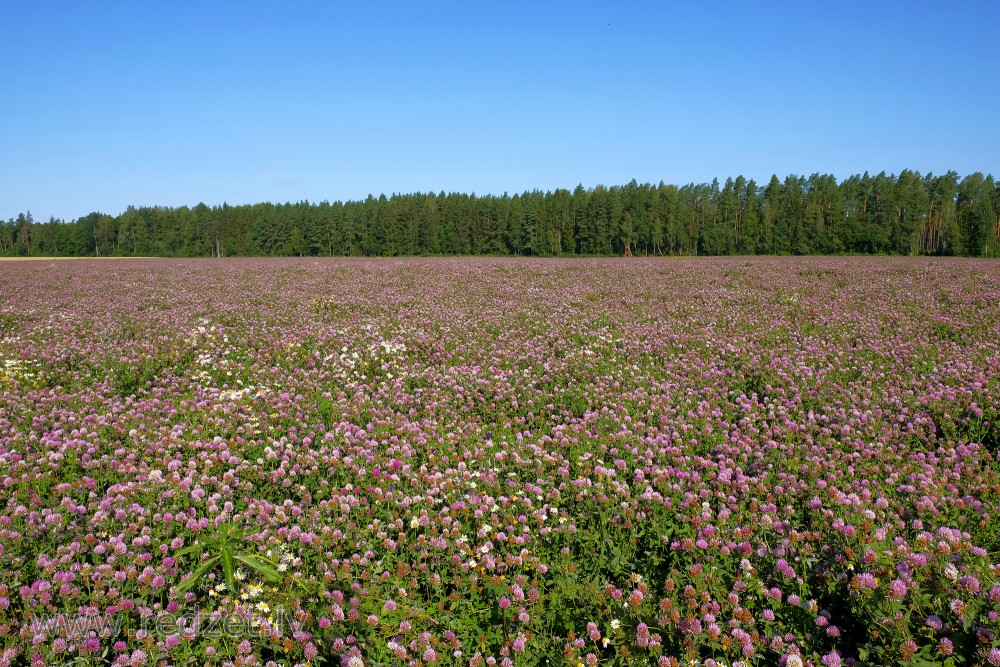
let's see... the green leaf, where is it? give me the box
[176,555,220,593]
[221,550,235,591]
[234,554,281,582]
[174,544,204,558]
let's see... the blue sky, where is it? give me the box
[2,1,997,222]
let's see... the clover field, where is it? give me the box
[1,257,999,667]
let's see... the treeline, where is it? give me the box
[3,170,999,258]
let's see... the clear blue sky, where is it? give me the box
[2,1,997,222]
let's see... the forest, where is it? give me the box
[3,170,999,258]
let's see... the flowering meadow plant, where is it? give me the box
[0,257,998,667]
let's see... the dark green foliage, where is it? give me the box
[4,170,998,258]
[107,358,167,397]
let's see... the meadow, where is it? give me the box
[0,257,998,667]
